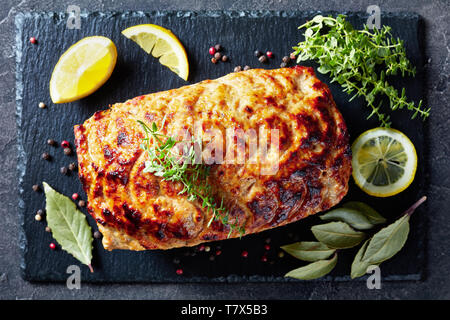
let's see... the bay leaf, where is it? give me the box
[320,207,374,230]
[43,182,93,272]
[285,253,337,280]
[350,240,373,279]
[343,201,386,225]
[281,241,335,262]
[311,222,366,249]
[362,214,410,264]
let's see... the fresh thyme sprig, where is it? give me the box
[293,14,430,127]
[137,120,245,238]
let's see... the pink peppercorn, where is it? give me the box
[72,193,79,200]
[49,243,56,250]
[199,244,205,251]
[61,140,70,148]
[176,269,183,275]
[261,255,268,262]
[216,250,222,256]
[209,47,216,55]
[264,244,271,251]
[30,37,37,44]
[241,250,248,258]
[266,51,273,58]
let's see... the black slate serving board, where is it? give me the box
[16,11,427,282]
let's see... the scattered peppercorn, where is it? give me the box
[209,255,215,261]
[209,47,216,55]
[216,250,222,256]
[254,50,263,57]
[199,244,205,251]
[47,139,56,146]
[258,55,268,63]
[211,57,218,64]
[278,251,285,258]
[234,66,242,72]
[264,244,271,251]
[60,166,68,175]
[280,62,287,68]
[72,193,79,200]
[265,238,271,244]
[32,184,40,192]
[221,55,228,62]
[266,51,273,58]
[173,258,180,264]
[176,268,183,275]
[63,147,72,156]
[41,152,50,160]
[214,52,222,60]
[34,214,42,221]
[29,37,37,44]
[241,250,248,258]
[38,102,46,109]
[45,226,51,233]
[93,231,102,239]
[37,209,44,216]
[68,163,77,171]
[61,140,70,148]
[204,246,211,252]
[290,52,296,60]
[261,255,268,262]
[243,65,251,71]
[214,44,222,51]
[282,56,290,63]
[78,200,86,207]
[49,243,56,250]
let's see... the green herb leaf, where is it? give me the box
[320,207,374,230]
[43,182,93,272]
[350,240,374,279]
[281,241,335,262]
[311,222,366,249]
[362,214,410,264]
[284,253,337,280]
[342,201,386,225]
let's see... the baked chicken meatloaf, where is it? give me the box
[74,67,351,250]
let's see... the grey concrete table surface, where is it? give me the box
[0,0,448,300]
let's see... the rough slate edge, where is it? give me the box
[14,10,427,283]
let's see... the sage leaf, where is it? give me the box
[320,207,374,230]
[362,214,410,264]
[285,253,337,280]
[311,222,366,249]
[281,241,335,262]
[43,182,93,272]
[343,201,386,225]
[350,240,375,279]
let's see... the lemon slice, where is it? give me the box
[351,127,417,197]
[50,36,117,104]
[122,24,189,81]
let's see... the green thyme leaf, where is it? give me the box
[281,241,335,262]
[320,207,374,230]
[285,253,337,280]
[43,182,93,272]
[342,201,386,225]
[350,240,373,279]
[293,14,430,127]
[311,222,366,249]
[362,214,410,264]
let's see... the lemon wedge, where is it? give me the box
[121,24,189,81]
[351,127,418,197]
[50,36,117,104]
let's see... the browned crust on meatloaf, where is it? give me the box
[74,67,351,250]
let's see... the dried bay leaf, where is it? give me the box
[311,222,365,249]
[343,201,386,225]
[281,241,335,262]
[320,207,374,230]
[43,182,93,272]
[285,253,338,280]
[362,214,410,264]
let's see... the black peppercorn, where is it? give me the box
[78,200,86,207]
[37,209,44,216]
[68,162,77,171]
[45,226,51,233]
[63,147,72,155]
[60,166,68,175]
[93,231,102,239]
[254,50,263,57]
[214,44,222,51]
[282,56,290,63]
[41,152,50,160]
[221,55,228,62]
[258,55,268,63]
[280,62,287,68]
[243,65,251,71]
[234,66,242,72]
[214,52,222,60]
[47,139,56,146]
[32,184,40,192]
